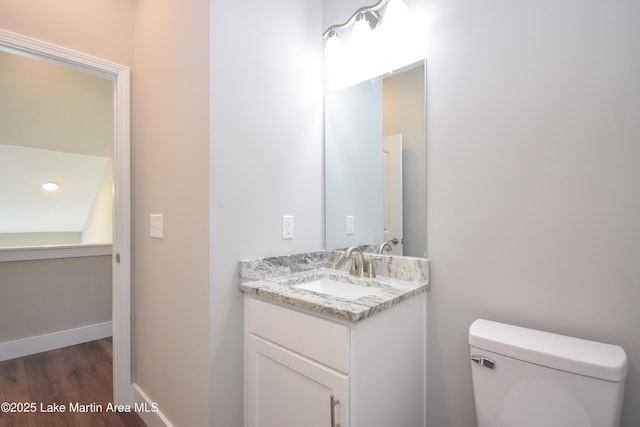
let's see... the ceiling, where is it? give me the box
[0,50,113,234]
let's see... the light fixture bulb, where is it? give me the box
[325,30,340,47]
[42,182,59,191]
[324,30,342,65]
[385,0,408,20]
[382,0,409,33]
[352,13,372,42]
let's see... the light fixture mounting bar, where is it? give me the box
[322,0,390,38]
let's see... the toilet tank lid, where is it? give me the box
[469,319,627,382]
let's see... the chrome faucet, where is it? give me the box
[345,246,380,278]
[345,246,365,277]
[377,238,399,254]
[377,241,393,254]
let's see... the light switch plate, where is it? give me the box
[150,214,164,239]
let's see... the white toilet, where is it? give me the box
[469,319,627,427]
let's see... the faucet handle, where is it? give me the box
[349,257,359,276]
[365,256,383,278]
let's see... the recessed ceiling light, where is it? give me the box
[42,182,60,191]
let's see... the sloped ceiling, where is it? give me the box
[0,50,113,233]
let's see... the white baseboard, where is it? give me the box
[132,383,176,427]
[0,321,112,362]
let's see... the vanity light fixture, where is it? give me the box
[321,0,389,42]
[41,181,60,191]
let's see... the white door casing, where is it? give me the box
[383,134,403,255]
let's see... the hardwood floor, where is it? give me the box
[0,338,146,427]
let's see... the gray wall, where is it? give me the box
[0,256,111,342]
[0,233,81,247]
[424,0,640,426]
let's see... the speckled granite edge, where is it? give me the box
[239,250,430,323]
[241,250,429,283]
[239,251,327,281]
[322,250,430,283]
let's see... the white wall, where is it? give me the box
[209,0,324,424]
[325,0,640,426]
[325,78,383,250]
[83,159,113,244]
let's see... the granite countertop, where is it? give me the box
[239,251,430,323]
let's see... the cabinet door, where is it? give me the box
[247,335,349,427]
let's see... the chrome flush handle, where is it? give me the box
[471,355,496,370]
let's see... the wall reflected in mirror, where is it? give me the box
[0,49,114,248]
[325,60,426,258]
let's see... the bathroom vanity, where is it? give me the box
[239,251,429,427]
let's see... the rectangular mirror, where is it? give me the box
[325,60,426,258]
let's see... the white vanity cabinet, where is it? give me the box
[244,293,426,427]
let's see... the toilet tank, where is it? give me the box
[469,319,627,427]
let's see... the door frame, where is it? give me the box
[383,134,404,255]
[0,29,132,405]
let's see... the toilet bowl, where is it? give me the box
[469,319,627,427]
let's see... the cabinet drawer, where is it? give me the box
[246,296,349,373]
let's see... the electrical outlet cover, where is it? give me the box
[282,215,294,239]
[346,215,355,235]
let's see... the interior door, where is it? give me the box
[383,134,403,255]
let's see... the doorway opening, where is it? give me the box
[0,29,131,405]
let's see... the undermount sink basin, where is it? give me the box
[293,277,378,300]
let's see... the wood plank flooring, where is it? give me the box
[0,338,146,427]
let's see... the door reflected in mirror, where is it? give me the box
[325,60,426,258]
